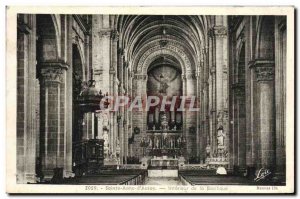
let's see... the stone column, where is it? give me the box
[210,19,229,157]
[131,75,146,158]
[39,63,67,179]
[196,70,201,159]
[17,15,38,183]
[117,115,123,164]
[233,84,246,171]
[110,30,119,156]
[64,15,74,178]
[254,61,276,170]
[123,65,129,163]
[207,31,216,155]
[185,73,197,157]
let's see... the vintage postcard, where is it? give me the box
[6,6,294,194]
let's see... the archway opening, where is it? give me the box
[145,56,184,157]
[232,43,246,174]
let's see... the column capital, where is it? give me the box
[39,61,68,84]
[208,26,228,38]
[252,60,275,82]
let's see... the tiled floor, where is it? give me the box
[144,177,183,185]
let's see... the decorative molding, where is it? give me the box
[73,15,89,34]
[135,40,194,74]
[159,40,168,47]
[111,30,119,41]
[137,45,192,73]
[99,29,111,38]
[118,48,124,56]
[93,69,103,75]
[134,74,147,80]
[72,18,86,43]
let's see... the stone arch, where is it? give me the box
[51,14,62,58]
[130,35,197,68]
[139,49,188,76]
[36,14,60,62]
[236,40,246,83]
[72,43,86,144]
[133,43,195,76]
[72,40,86,81]
[256,16,275,60]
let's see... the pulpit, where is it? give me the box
[86,139,104,173]
[73,139,104,176]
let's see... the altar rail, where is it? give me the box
[120,170,147,185]
[120,164,143,170]
[179,164,209,170]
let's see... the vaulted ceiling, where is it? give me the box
[113,15,211,74]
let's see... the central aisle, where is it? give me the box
[144,177,183,185]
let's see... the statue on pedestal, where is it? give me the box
[217,126,225,147]
[103,130,109,159]
[160,112,168,130]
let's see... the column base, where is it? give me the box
[42,167,64,183]
[24,173,37,184]
[42,169,54,182]
[64,170,75,178]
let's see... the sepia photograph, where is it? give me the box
[5,6,294,194]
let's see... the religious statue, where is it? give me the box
[148,137,153,148]
[206,145,211,158]
[217,126,225,147]
[170,138,174,149]
[158,74,169,94]
[156,137,160,149]
[103,131,109,158]
[177,136,182,147]
[103,114,109,127]
[160,112,168,130]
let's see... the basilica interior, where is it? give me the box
[16,14,287,185]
